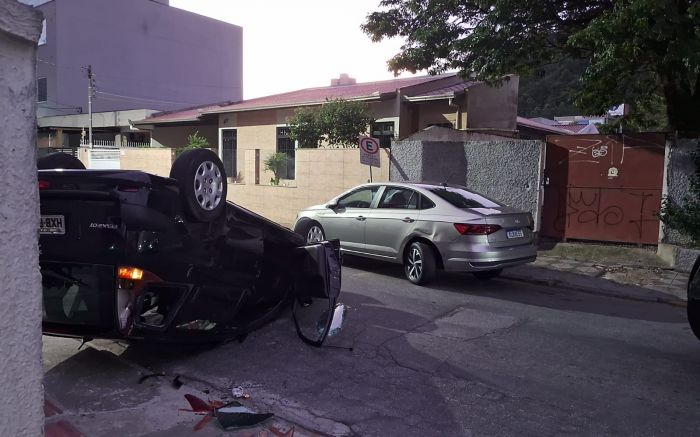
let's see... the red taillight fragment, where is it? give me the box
[38,180,50,190]
[454,223,502,235]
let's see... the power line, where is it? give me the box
[95,90,198,106]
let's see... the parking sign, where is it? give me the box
[359,137,381,168]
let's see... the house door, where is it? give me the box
[222,129,237,179]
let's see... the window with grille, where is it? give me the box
[370,121,395,148]
[222,129,237,178]
[276,127,295,180]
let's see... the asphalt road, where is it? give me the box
[45,257,700,436]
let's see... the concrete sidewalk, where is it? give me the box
[503,242,690,305]
[43,338,314,437]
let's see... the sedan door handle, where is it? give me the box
[402,217,415,223]
[356,216,366,221]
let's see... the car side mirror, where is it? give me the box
[293,241,344,346]
[326,200,338,209]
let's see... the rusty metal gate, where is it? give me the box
[541,133,666,245]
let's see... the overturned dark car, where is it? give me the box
[38,149,344,346]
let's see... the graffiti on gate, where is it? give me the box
[550,187,661,243]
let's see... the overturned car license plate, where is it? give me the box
[40,215,65,235]
[506,228,524,239]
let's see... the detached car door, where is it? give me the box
[320,186,381,254]
[364,186,420,260]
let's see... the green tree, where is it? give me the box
[287,99,375,148]
[660,145,700,246]
[287,107,323,148]
[264,152,287,185]
[177,131,209,156]
[363,0,700,132]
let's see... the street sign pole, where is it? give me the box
[359,136,381,183]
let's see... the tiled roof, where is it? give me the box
[201,74,457,114]
[556,124,590,133]
[138,74,459,124]
[135,102,233,124]
[516,116,573,135]
[405,81,478,100]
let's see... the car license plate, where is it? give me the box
[40,215,65,235]
[506,228,524,239]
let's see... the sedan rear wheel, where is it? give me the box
[405,242,436,285]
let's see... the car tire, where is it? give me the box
[37,152,85,170]
[404,241,437,285]
[170,148,227,222]
[687,257,700,341]
[472,269,503,281]
[295,220,326,243]
[689,301,700,341]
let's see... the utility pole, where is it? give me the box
[87,64,94,147]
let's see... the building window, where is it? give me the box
[222,129,237,179]
[276,127,295,180]
[370,121,395,148]
[37,77,47,102]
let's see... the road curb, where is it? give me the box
[501,271,687,308]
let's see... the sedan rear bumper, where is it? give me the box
[442,242,537,272]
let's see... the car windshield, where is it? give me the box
[427,187,500,209]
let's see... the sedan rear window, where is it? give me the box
[428,187,500,209]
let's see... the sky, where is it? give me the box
[169,0,421,99]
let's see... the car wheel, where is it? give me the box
[170,148,227,222]
[687,257,700,341]
[295,220,326,243]
[473,269,503,281]
[37,152,85,170]
[404,242,436,285]
[689,301,700,341]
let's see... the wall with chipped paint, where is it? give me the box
[661,138,698,246]
[0,2,44,436]
[463,140,545,229]
[390,139,545,229]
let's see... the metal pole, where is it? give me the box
[87,64,93,148]
[369,165,373,183]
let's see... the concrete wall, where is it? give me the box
[228,148,390,226]
[463,140,545,228]
[390,138,545,229]
[119,148,175,177]
[0,2,44,436]
[77,147,175,177]
[390,141,468,186]
[661,138,698,245]
[36,0,242,116]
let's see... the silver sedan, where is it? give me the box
[293,182,537,285]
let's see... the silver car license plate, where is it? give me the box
[40,215,65,235]
[506,228,524,239]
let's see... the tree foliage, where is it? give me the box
[660,145,700,246]
[287,99,375,148]
[363,0,700,131]
[518,59,587,118]
[177,131,209,156]
[263,152,287,185]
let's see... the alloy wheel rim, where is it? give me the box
[193,161,223,211]
[307,225,324,243]
[407,247,423,281]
